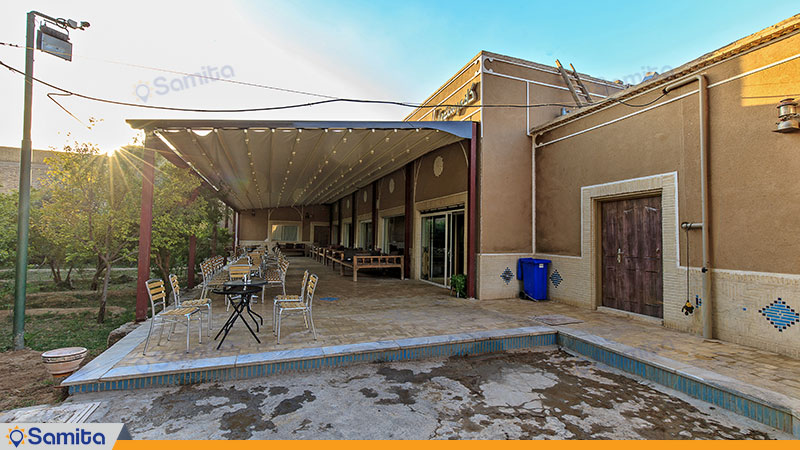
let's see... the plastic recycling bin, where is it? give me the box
[516,258,551,301]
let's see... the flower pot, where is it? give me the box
[41,347,87,377]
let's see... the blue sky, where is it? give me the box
[0,1,796,151]
[257,0,798,93]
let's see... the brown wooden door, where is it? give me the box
[601,196,663,318]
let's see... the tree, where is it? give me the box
[149,155,207,285]
[38,142,139,323]
[0,192,18,267]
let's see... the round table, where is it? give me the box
[212,285,264,349]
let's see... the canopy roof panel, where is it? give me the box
[127,120,472,210]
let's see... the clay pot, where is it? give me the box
[41,347,87,377]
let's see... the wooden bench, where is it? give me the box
[339,254,404,282]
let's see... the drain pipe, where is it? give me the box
[665,75,712,339]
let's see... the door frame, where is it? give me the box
[592,189,663,312]
[419,207,466,289]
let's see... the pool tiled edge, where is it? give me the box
[557,328,800,437]
[62,324,800,437]
[64,326,557,393]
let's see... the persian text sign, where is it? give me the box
[433,82,479,121]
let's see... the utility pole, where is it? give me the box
[12,11,89,350]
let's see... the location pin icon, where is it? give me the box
[8,428,24,447]
[135,83,150,103]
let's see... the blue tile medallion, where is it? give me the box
[757,298,799,332]
[550,270,563,288]
[500,267,514,285]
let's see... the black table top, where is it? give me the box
[223,277,268,287]
[213,286,262,296]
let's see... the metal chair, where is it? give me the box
[169,274,212,336]
[227,264,252,309]
[275,274,318,344]
[143,278,202,354]
[265,259,289,296]
[273,270,309,332]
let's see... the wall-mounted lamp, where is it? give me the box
[775,98,799,133]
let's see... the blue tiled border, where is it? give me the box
[67,330,557,393]
[557,332,800,437]
[64,325,799,438]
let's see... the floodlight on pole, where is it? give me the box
[12,11,89,350]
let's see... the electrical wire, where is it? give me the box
[0,58,589,112]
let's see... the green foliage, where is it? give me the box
[0,192,18,266]
[37,142,140,322]
[450,274,467,298]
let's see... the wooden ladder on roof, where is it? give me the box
[555,59,594,107]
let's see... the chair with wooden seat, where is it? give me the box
[169,274,212,335]
[143,278,202,354]
[273,270,309,332]
[227,264,252,309]
[265,259,289,297]
[274,273,318,344]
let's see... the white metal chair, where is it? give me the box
[169,274,212,336]
[143,278,202,354]
[227,264,252,309]
[273,270,309,332]
[274,273,318,344]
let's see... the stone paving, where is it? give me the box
[90,256,799,405]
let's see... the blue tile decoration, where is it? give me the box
[66,330,557,394]
[557,333,796,436]
[550,270,563,288]
[758,298,799,332]
[500,267,514,285]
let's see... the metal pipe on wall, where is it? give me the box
[664,75,712,339]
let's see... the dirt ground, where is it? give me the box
[61,349,790,439]
[0,349,65,411]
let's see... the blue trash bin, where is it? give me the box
[517,258,551,301]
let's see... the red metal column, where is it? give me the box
[350,192,357,247]
[328,203,334,246]
[371,182,378,250]
[403,163,413,279]
[337,199,343,245]
[467,123,478,298]
[187,235,197,288]
[187,188,199,288]
[135,144,156,322]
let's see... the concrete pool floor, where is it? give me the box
[56,349,791,439]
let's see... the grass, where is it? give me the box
[0,309,136,356]
[0,271,140,356]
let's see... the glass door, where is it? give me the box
[421,209,465,288]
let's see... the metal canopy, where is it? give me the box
[127,119,472,211]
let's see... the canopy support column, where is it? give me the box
[350,192,357,247]
[135,139,156,322]
[467,123,478,299]
[371,182,378,250]
[328,204,334,246]
[404,162,413,279]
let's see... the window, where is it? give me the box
[358,220,373,249]
[271,224,299,242]
[342,223,352,247]
[382,215,405,254]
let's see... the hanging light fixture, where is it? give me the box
[775,98,799,133]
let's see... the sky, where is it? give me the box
[0,0,796,153]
